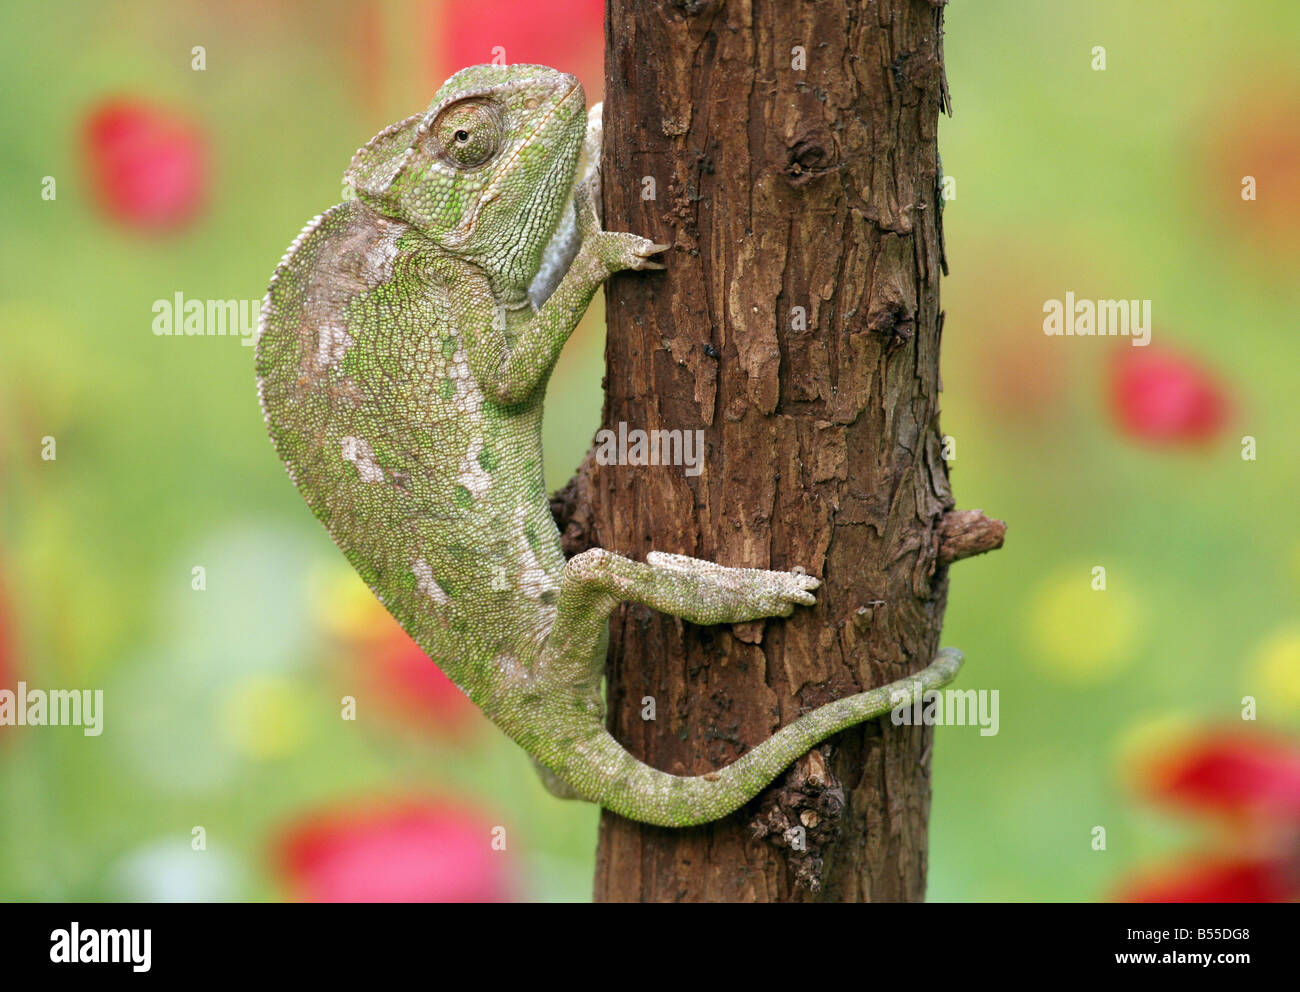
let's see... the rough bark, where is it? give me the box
[559,0,982,901]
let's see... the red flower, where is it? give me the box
[83,99,207,232]
[1144,731,1300,821]
[433,0,606,98]
[1108,347,1230,445]
[1199,85,1300,258]
[1117,729,1300,903]
[1120,858,1296,904]
[320,572,478,736]
[274,798,512,902]
[363,620,479,736]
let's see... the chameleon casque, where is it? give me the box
[256,64,963,828]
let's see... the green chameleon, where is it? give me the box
[256,64,963,827]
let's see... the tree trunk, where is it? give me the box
[554,0,999,902]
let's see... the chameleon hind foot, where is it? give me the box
[540,547,820,686]
[643,551,818,618]
[556,547,818,628]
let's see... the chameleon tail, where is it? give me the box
[568,648,963,828]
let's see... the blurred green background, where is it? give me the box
[1,0,1296,902]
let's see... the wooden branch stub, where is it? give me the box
[937,509,1006,565]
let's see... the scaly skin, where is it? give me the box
[255,64,963,827]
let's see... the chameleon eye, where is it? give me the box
[433,99,503,170]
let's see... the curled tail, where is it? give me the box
[556,648,963,827]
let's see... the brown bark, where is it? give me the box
[564,0,981,901]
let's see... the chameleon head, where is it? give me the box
[345,63,587,289]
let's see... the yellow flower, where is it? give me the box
[307,563,383,643]
[220,674,309,760]
[1025,567,1140,683]
[1250,627,1300,715]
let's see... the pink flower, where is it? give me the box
[83,99,207,232]
[1108,347,1230,446]
[274,798,512,902]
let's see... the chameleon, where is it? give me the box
[255,63,964,827]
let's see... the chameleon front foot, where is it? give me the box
[573,176,669,273]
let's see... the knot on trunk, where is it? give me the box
[750,747,846,892]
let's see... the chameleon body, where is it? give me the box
[256,64,963,827]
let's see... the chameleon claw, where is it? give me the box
[627,241,669,270]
